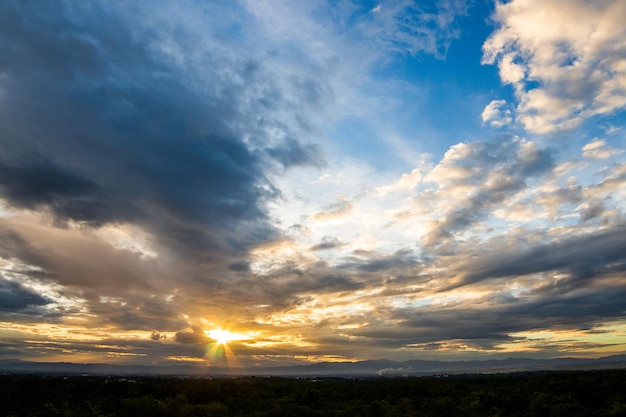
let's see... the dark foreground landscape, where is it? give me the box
[2,370,626,417]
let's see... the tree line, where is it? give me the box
[1,369,626,416]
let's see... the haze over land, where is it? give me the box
[0,0,625,371]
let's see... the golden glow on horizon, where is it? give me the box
[0,322,158,342]
[165,356,207,363]
[495,323,626,356]
[3,318,626,366]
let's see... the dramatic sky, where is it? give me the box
[1,0,625,368]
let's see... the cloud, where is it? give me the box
[246,0,469,61]
[175,327,209,345]
[0,1,330,255]
[452,223,626,291]
[364,0,469,58]
[339,248,417,273]
[0,325,214,364]
[310,236,343,251]
[483,0,626,133]
[328,232,626,350]
[579,202,606,222]
[0,277,51,313]
[386,286,626,347]
[0,215,163,292]
[420,136,554,246]
[481,99,513,127]
[375,160,429,195]
[582,139,624,159]
[266,138,326,169]
[150,331,167,341]
[0,159,101,217]
[311,195,354,221]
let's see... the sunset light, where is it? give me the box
[0,0,625,374]
[204,329,250,346]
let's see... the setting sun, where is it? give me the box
[204,329,249,345]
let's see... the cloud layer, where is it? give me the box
[0,0,625,367]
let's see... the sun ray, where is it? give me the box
[203,328,250,371]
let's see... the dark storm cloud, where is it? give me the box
[344,284,626,349]
[0,278,51,313]
[455,223,626,290]
[0,1,323,256]
[340,248,418,273]
[0,159,100,213]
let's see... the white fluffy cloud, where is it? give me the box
[582,139,624,159]
[483,0,626,134]
[481,99,513,127]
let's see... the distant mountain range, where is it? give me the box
[2,355,625,377]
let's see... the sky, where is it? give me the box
[0,0,625,369]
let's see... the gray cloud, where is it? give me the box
[0,1,325,255]
[0,278,51,313]
[423,136,554,247]
[296,224,626,352]
[340,284,626,351]
[580,202,605,222]
[175,327,210,345]
[455,223,626,290]
[266,138,326,169]
[0,2,251,238]
[340,248,418,273]
[0,218,160,292]
[310,236,342,251]
[84,291,188,332]
[0,159,101,215]
[252,267,366,310]
[150,331,166,341]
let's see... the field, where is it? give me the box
[2,369,626,416]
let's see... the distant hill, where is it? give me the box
[2,354,625,377]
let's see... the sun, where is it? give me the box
[204,328,249,345]
[206,329,233,345]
